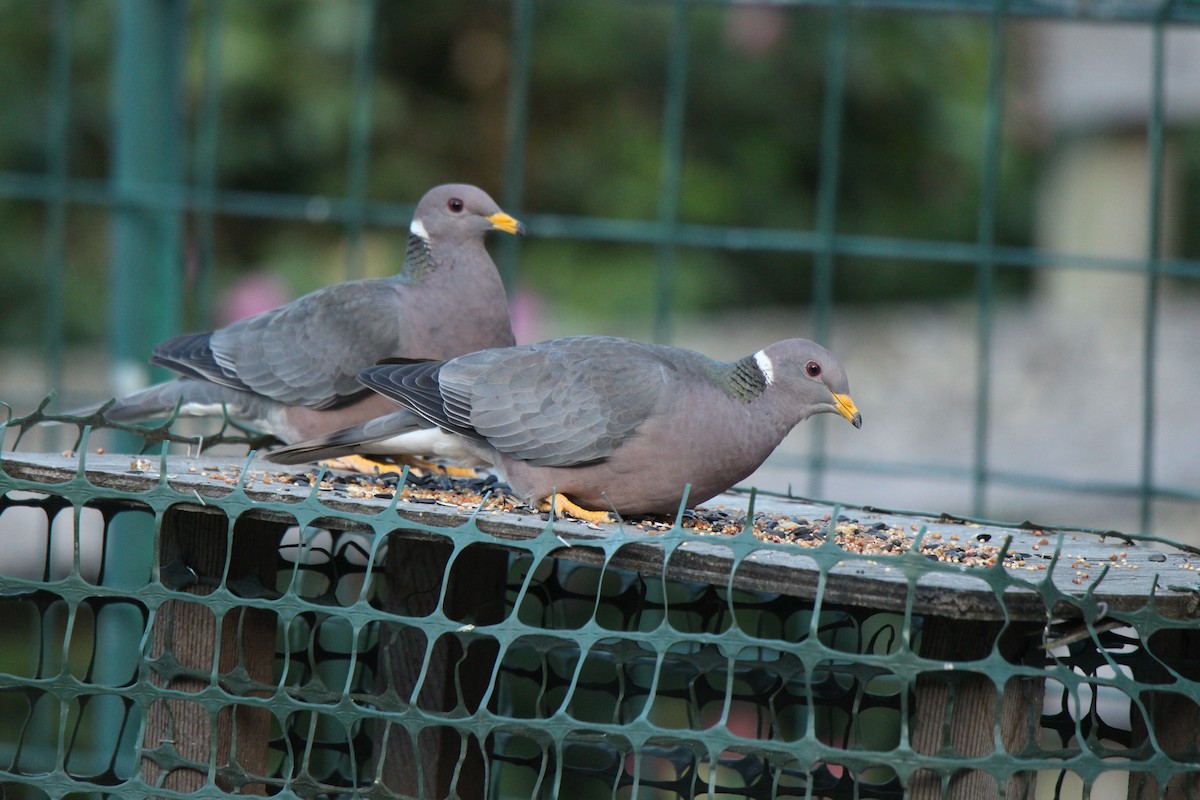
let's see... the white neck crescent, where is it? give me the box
[753,350,775,385]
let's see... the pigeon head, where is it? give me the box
[410,184,526,245]
[757,338,862,428]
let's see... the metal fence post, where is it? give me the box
[108,0,186,399]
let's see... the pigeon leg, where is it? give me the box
[539,493,613,524]
[403,456,481,479]
[319,454,481,479]
[320,455,386,474]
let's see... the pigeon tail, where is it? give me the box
[102,379,267,428]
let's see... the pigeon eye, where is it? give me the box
[447,198,465,212]
[805,360,822,378]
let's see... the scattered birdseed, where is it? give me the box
[102,458,1156,574]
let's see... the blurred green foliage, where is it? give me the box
[0,0,1048,348]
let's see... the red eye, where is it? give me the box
[805,360,822,378]
[447,198,464,212]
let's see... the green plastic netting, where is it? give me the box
[1,410,1198,799]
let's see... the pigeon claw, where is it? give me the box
[319,454,481,480]
[401,456,482,479]
[540,493,613,524]
[320,455,384,475]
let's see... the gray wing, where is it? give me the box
[154,279,403,410]
[441,337,675,467]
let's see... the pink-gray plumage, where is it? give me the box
[353,335,862,518]
[95,184,523,443]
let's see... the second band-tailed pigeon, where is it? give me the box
[343,335,861,520]
[95,184,523,443]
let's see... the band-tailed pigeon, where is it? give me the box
[341,335,861,520]
[95,184,523,444]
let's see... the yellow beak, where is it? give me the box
[487,211,526,236]
[833,393,863,429]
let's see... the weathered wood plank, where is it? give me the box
[3,452,1198,623]
[141,506,282,796]
[909,618,1044,799]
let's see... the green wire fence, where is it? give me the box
[0,3,1197,531]
[1,4,1200,799]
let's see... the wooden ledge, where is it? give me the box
[3,451,1197,623]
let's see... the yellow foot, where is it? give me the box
[538,493,613,524]
[400,456,481,479]
[320,455,384,474]
[318,455,481,479]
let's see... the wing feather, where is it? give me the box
[444,337,676,467]
[153,280,404,409]
[359,337,701,468]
